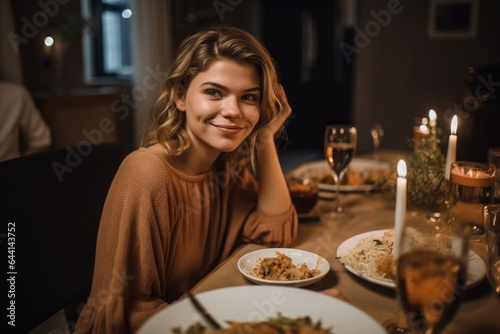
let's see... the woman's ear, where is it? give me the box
[175,94,186,112]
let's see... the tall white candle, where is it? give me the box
[393,159,407,258]
[429,109,437,129]
[444,115,458,180]
[429,109,437,138]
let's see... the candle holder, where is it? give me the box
[448,161,496,238]
[412,126,429,151]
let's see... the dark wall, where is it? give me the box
[353,0,500,160]
[261,0,353,151]
[10,0,85,91]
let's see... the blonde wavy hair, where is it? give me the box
[142,25,286,170]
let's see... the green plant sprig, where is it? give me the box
[379,134,448,213]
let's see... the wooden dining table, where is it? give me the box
[191,152,500,334]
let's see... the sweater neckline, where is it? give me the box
[138,147,213,182]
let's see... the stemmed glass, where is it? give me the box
[370,123,384,160]
[322,125,357,220]
[395,212,469,334]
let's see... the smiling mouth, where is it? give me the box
[212,124,245,134]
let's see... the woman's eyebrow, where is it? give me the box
[200,81,261,92]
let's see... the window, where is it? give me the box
[82,0,132,82]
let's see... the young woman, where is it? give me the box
[74,25,298,333]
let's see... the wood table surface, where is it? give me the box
[191,155,500,334]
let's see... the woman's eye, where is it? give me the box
[242,94,259,102]
[205,89,221,97]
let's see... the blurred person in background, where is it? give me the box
[0,82,52,161]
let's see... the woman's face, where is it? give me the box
[176,59,261,155]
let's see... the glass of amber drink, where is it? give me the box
[396,212,469,334]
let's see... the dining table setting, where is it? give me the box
[138,116,500,334]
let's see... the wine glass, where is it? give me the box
[322,125,357,220]
[370,123,384,160]
[395,212,469,334]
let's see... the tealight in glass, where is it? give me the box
[448,161,496,238]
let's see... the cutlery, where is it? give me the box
[187,291,222,329]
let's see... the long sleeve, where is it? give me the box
[74,151,172,333]
[219,159,298,259]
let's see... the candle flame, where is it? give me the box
[429,109,437,121]
[397,160,407,178]
[419,124,429,133]
[451,115,458,135]
[44,36,54,47]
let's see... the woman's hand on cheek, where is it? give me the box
[259,84,292,143]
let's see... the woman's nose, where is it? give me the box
[220,96,243,118]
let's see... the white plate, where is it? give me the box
[289,159,392,193]
[337,229,487,289]
[237,248,330,288]
[137,286,387,334]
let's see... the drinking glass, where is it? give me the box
[370,123,384,160]
[322,125,357,220]
[484,204,500,298]
[488,147,500,203]
[396,212,469,334]
[448,161,496,238]
[287,176,319,214]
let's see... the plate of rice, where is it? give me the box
[336,229,486,289]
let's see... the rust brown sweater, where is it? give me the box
[74,148,298,333]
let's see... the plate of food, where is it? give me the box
[336,229,487,289]
[289,158,392,193]
[237,248,330,288]
[137,286,387,334]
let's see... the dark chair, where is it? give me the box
[0,143,125,333]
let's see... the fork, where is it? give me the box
[187,291,222,329]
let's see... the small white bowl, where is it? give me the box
[237,248,330,288]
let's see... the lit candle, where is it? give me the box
[451,164,495,187]
[413,118,429,150]
[429,109,437,137]
[43,36,54,58]
[393,159,407,258]
[429,109,437,129]
[444,115,458,180]
[419,124,429,135]
[449,161,496,228]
